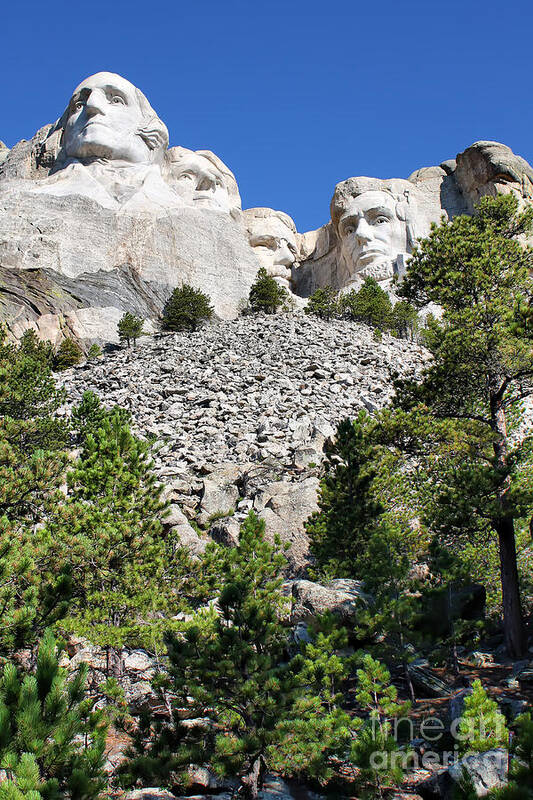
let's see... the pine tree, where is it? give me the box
[390,300,420,340]
[87,344,102,360]
[351,655,410,799]
[0,326,67,451]
[53,338,82,371]
[491,713,533,798]
[248,268,288,314]
[269,616,356,782]
[340,278,393,331]
[127,512,296,799]
[305,286,340,320]
[0,328,71,656]
[44,409,193,666]
[457,680,508,756]
[162,284,214,331]
[395,193,533,657]
[306,412,384,580]
[0,629,108,800]
[71,390,130,446]
[118,312,145,347]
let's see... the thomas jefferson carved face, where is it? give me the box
[168,151,232,211]
[337,191,407,278]
[62,72,167,164]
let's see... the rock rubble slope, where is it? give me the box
[59,313,428,572]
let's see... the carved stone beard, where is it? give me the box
[340,240,397,287]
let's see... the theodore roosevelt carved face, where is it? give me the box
[166,147,241,213]
[61,72,168,165]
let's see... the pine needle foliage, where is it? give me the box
[351,655,411,799]
[53,339,82,371]
[393,193,533,656]
[0,630,107,800]
[457,680,508,756]
[306,412,384,580]
[0,328,71,656]
[340,278,393,330]
[45,406,192,653]
[126,512,295,799]
[305,286,340,320]
[248,268,288,314]
[118,312,145,347]
[162,284,214,331]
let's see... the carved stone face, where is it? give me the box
[170,152,231,211]
[245,209,299,288]
[455,141,533,210]
[337,191,406,279]
[62,72,157,164]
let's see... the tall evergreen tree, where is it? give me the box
[306,412,385,580]
[340,278,393,331]
[45,408,192,667]
[126,512,297,799]
[248,268,287,314]
[394,193,533,656]
[118,312,145,347]
[0,328,71,656]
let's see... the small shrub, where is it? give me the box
[87,343,102,360]
[305,286,339,320]
[118,312,145,347]
[340,277,393,330]
[162,284,214,331]
[457,680,508,756]
[390,300,420,340]
[53,337,83,370]
[248,267,288,314]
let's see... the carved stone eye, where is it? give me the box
[110,95,125,105]
[343,225,355,236]
[75,101,84,111]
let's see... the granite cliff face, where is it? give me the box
[1,70,532,345]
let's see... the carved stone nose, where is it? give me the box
[355,218,373,243]
[85,88,107,116]
[197,176,216,192]
[276,240,294,266]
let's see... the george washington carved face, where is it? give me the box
[61,72,168,165]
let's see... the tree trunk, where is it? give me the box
[490,395,527,658]
[494,515,527,657]
[239,755,266,799]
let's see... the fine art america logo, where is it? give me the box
[368,713,509,771]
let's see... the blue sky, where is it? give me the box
[2,0,532,231]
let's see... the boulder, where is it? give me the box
[290,578,370,626]
[418,749,508,799]
[255,477,320,574]
[407,663,453,698]
[199,463,242,520]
